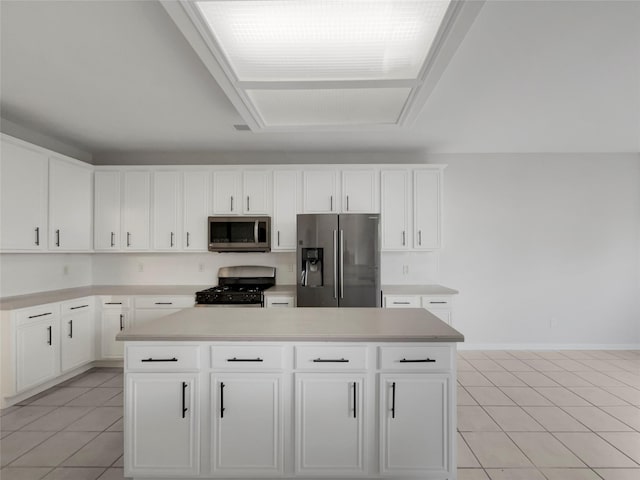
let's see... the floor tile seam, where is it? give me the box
[0,406,56,432]
[1,430,58,467]
[18,405,99,433]
[458,431,484,468]
[7,430,101,469]
[503,430,588,470]
[596,385,640,405]
[495,431,546,469]
[108,454,123,468]
[557,405,635,432]
[0,465,55,480]
[548,430,637,468]
[590,430,640,466]
[62,387,122,408]
[533,386,602,408]
[566,386,634,407]
[479,403,546,433]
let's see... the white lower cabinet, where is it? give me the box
[211,373,283,475]
[100,297,131,359]
[125,373,200,477]
[295,374,365,475]
[379,374,449,475]
[60,299,95,373]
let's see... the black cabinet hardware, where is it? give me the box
[119,314,124,331]
[399,358,436,363]
[186,232,190,247]
[313,358,349,363]
[271,302,289,305]
[393,301,411,305]
[429,301,447,304]
[227,357,263,362]
[402,230,406,246]
[55,229,60,247]
[230,196,234,212]
[182,382,188,418]
[141,357,178,363]
[353,382,357,419]
[110,232,115,247]
[70,304,89,310]
[35,227,40,246]
[154,302,173,305]
[220,382,225,418]
[346,195,350,211]
[330,195,333,211]
[247,196,250,211]
[418,230,422,245]
[68,320,73,338]
[391,382,396,419]
[277,231,280,246]
[47,325,52,345]
[170,232,174,247]
[28,312,52,319]
[126,232,131,247]
[104,302,122,305]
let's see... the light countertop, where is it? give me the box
[116,307,464,343]
[382,285,459,296]
[263,285,296,296]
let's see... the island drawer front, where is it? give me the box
[384,295,420,308]
[134,296,195,309]
[125,345,200,371]
[100,296,131,309]
[379,345,451,371]
[295,345,368,370]
[211,345,284,370]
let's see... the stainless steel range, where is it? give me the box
[195,266,276,307]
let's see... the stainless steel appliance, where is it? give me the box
[208,216,271,252]
[297,214,380,307]
[195,266,275,307]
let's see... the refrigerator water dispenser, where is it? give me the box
[301,248,323,287]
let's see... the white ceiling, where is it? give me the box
[1,0,639,159]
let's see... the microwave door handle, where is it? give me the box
[254,220,259,244]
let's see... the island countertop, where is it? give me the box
[116,307,464,343]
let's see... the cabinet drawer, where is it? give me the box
[384,295,420,308]
[265,295,295,308]
[295,345,368,370]
[211,345,284,370]
[420,296,452,308]
[15,303,60,325]
[100,296,131,309]
[125,345,200,371]
[60,297,94,314]
[379,345,451,371]
[134,296,195,309]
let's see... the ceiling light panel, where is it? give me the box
[195,0,451,82]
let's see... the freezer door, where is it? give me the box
[297,214,339,307]
[338,214,381,307]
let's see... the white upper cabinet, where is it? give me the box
[413,170,442,250]
[94,171,121,251]
[243,170,272,214]
[272,170,298,251]
[48,156,93,251]
[0,136,48,251]
[153,171,180,251]
[302,170,338,213]
[342,169,378,213]
[123,171,151,250]
[381,170,410,250]
[212,171,241,215]
[182,171,210,251]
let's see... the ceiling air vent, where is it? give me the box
[233,124,251,131]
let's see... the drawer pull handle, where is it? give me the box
[313,358,349,363]
[429,301,447,304]
[70,304,89,310]
[141,357,178,362]
[182,382,188,418]
[104,302,122,305]
[393,301,411,305]
[154,302,173,305]
[399,358,436,363]
[270,302,290,305]
[28,312,52,319]
[391,381,396,419]
[227,357,263,362]
[220,382,225,418]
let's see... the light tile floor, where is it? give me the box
[1,351,638,480]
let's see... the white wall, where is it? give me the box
[381,252,439,285]
[0,254,92,297]
[437,153,640,348]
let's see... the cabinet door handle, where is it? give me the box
[186,232,190,247]
[28,312,52,319]
[110,232,115,247]
[330,195,333,211]
[247,195,250,211]
[141,357,178,362]
[418,230,422,246]
[226,357,263,362]
[47,325,52,345]
[154,302,173,305]
[353,382,357,419]
[35,227,40,246]
[346,195,350,211]
[391,381,396,419]
[312,358,349,363]
[220,382,225,418]
[230,196,234,212]
[182,382,188,418]
[170,232,174,247]
[119,314,124,331]
[402,231,406,246]
[55,229,60,247]
[277,230,280,246]
[68,320,73,338]
[126,232,131,247]
[399,358,436,363]
[70,304,89,310]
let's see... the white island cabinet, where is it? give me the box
[119,307,462,480]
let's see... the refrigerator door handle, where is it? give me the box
[333,230,338,299]
[339,229,345,299]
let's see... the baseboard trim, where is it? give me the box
[458,343,640,351]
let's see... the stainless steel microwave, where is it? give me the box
[208,216,271,252]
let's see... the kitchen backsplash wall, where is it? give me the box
[0,254,93,297]
[380,252,439,284]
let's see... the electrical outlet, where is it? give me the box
[402,265,409,275]
[138,263,144,273]
[63,265,69,275]
[198,263,205,272]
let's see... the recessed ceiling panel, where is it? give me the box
[196,0,451,82]
[246,88,412,126]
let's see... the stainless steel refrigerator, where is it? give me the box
[297,214,380,307]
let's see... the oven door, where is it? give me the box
[208,217,271,252]
[195,303,263,308]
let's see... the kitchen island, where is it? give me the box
[117,307,464,480]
